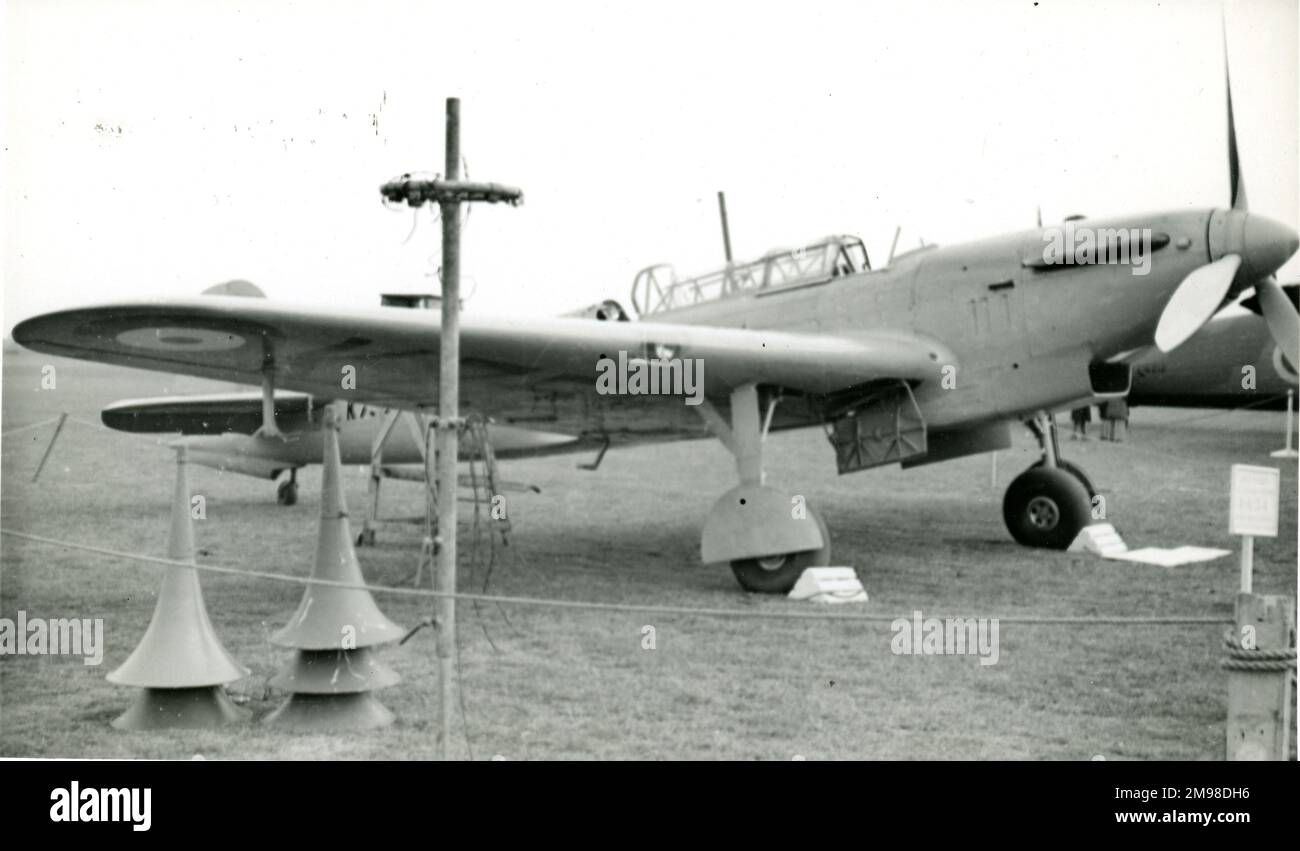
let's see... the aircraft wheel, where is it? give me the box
[276,479,298,506]
[729,507,831,594]
[1033,458,1096,498]
[1002,466,1090,549]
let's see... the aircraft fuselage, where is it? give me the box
[644,207,1272,437]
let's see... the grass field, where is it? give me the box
[1,346,1296,760]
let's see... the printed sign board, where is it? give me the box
[1229,464,1280,538]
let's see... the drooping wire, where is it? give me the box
[460,156,472,234]
[465,420,499,653]
[476,418,517,634]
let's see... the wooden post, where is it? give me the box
[31,411,68,482]
[1224,594,1296,760]
[1239,534,1254,594]
[436,96,462,762]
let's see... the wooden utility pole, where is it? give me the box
[436,97,462,762]
[380,98,522,760]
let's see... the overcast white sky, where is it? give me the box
[3,0,1297,336]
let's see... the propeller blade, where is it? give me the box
[1155,254,1242,353]
[1226,53,1247,211]
[1239,281,1299,315]
[1255,275,1300,367]
[1222,18,1249,211]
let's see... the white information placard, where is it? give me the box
[1229,464,1280,538]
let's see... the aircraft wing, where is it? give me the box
[13,296,954,444]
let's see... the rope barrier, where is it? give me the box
[1,527,1233,626]
[0,416,66,438]
[64,416,174,446]
[1137,395,1287,428]
[1219,629,1297,673]
[3,414,172,448]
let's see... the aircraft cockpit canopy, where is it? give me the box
[632,235,869,316]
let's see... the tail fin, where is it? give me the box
[201,280,265,298]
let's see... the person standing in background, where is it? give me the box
[1106,397,1129,442]
[1070,405,1092,440]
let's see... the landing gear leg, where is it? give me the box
[357,408,410,548]
[1003,411,1092,549]
[252,358,286,440]
[696,383,830,593]
[1025,410,1098,496]
[276,469,299,506]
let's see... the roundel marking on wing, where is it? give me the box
[116,326,248,352]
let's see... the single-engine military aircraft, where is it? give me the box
[14,69,1300,592]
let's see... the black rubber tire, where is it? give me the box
[1032,458,1097,498]
[729,507,831,594]
[1002,466,1091,549]
[276,480,298,506]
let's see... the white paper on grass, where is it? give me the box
[1107,546,1231,567]
[1069,524,1231,566]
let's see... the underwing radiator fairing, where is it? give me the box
[827,382,927,474]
